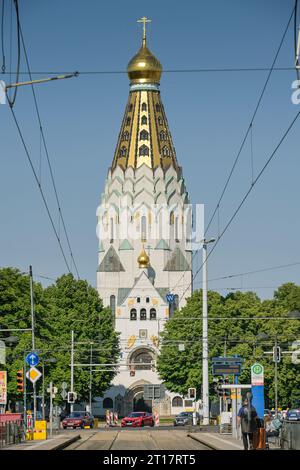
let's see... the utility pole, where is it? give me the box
[29,265,37,425]
[202,238,215,425]
[89,342,93,413]
[70,330,74,413]
[274,335,278,417]
[49,381,53,438]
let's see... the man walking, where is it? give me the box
[237,397,258,450]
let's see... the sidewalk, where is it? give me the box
[4,432,81,451]
[188,431,281,450]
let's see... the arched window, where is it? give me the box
[130,308,137,320]
[141,115,147,125]
[110,217,114,243]
[146,297,150,303]
[175,216,179,242]
[122,131,129,141]
[174,295,179,311]
[129,104,133,112]
[162,145,169,156]
[139,145,149,156]
[103,397,113,409]
[120,146,127,156]
[131,349,153,370]
[137,297,141,303]
[126,117,131,126]
[159,131,166,141]
[150,308,156,320]
[140,130,149,140]
[140,308,147,320]
[110,295,116,316]
[141,102,147,111]
[172,396,183,407]
[157,116,162,126]
[141,215,147,241]
[156,103,161,112]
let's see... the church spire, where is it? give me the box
[111,20,179,172]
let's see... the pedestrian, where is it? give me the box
[237,397,258,450]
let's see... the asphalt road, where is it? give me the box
[64,429,210,450]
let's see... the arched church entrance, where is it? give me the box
[124,381,152,416]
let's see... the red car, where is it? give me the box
[62,411,94,429]
[121,412,154,427]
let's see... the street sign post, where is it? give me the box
[26,352,39,367]
[251,363,264,420]
[26,366,42,384]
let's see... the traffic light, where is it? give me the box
[273,346,281,363]
[67,391,77,404]
[216,378,225,397]
[16,369,24,393]
[188,388,196,400]
[223,377,230,397]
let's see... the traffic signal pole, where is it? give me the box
[202,242,209,425]
[29,266,37,426]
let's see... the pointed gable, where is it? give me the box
[121,271,167,306]
[163,246,190,272]
[97,246,125,272]
[119,239,133,250]
[155,239,170,250]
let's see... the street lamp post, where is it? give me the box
[202,237,215,426]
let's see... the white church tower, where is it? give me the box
[96,18,193,416]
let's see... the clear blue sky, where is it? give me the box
[1,0,299,299]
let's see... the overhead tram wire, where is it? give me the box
[0,66,296,75]
[7,103,72,274]
[178,107,300,304]
[294,0,300,80]
[205,4,296,237]
[169,5,297,296]
[18,21,80,279]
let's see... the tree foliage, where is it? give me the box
[0,268,119,407]
[157,284,300,408]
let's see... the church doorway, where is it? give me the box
[133,388,152,412]
[124,383,153,415]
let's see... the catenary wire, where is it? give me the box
[170,5,297,298]
[18,20,80,279]
[6,102,72,273]
[178,107,300,304]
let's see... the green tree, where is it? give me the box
[0,268,119,408]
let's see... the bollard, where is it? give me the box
[114,412,118,426]
[155,411,159,427]
[106,410,111,428]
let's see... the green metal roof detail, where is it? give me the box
[117,288,131,305]
[119,239,133,250]
[163,246,190,272]
[97,246,125,272]
[155,239,170,250]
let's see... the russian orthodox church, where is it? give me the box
[96,19,193,417]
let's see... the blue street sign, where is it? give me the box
[26,352,39,367]
[166,293,175,303]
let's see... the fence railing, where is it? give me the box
[0,420,26,448]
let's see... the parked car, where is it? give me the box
[174,412,200,426]
[286,409,300,421]
[62,411,94,429]
[121,412,154,428]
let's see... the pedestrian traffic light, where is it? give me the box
[273,346,281,363]
[16,369,24,393]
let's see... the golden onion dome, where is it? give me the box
[138,244,150,268]
[127,38,162,85]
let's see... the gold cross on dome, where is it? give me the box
[137,16,151,42]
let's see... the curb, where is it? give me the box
[187,433,219,450]
[51,434,81,450]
